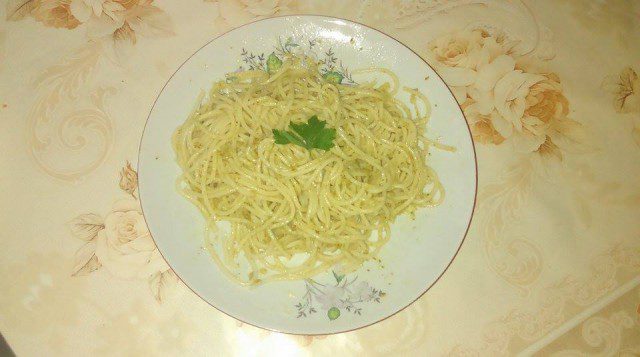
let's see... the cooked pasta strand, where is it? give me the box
[173,56,444,285]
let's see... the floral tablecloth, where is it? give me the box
[1,0,640,356]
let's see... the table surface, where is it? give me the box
[1,1,640,356]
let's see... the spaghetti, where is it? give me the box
[172,55,444,285]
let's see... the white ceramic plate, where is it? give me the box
[138,15,476,335]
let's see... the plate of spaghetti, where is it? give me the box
[138,15,476,335]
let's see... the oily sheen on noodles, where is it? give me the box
[172,56,443,286]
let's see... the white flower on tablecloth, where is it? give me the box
[11,0,173,57]
[94,197,167,279]
[70,162,176,302]
[427,28,585,159]
[426,29,514,102]
[70,0,126,39]
[429,30,488,69]
[492,70,546,150]
[70,0,125,23]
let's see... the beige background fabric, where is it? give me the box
[1,0,639,355]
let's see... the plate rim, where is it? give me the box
[137,14,478,336]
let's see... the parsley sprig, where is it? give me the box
[272,115,336,151]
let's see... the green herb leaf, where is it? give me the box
[323,71,344,84]
[272,129,304,147]
[272,115,336,151]
[332,270,345,284]
[327,307,341,321]
[266,53,282,73]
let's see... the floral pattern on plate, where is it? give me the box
[237,36,357,85]
[295,271,385,321]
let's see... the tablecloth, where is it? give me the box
[1,0,639,355]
